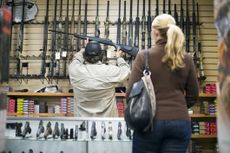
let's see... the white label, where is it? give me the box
[55,52,61,59]
[62,51,67,57]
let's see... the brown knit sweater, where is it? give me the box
[126,38,199,121]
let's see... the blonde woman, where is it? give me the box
[126,14,199,153]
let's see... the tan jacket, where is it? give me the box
[69,50,130,117]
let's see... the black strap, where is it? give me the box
[144,49,150,72]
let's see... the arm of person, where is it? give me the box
[70,49,85,64]
[185,55,199,108]
[104,50,131,84]
[126,51,145,98]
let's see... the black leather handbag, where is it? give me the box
[125,50,156,132]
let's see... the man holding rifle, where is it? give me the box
[69,41,130,117]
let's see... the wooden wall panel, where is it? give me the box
[0,0,218,91]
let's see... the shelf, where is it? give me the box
[7,92,73,97]
[7,112,74,117]
[7,92,126,97]
[7,113,217,118]
[199,93,217,98]
[190,114,216,118]
[191,134,217,139]
[7,92,215,98]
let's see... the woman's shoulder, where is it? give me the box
[184,53,193,60]
[183,53,194,66]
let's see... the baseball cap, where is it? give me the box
[85,41,102,56]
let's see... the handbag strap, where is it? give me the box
[144,49,150,73]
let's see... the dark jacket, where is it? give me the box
[126,38,199,121]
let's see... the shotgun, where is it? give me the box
[141,0,146,49]
[40,0,49,76]
[147,0,151,48]
[95,0,100,37]
[116,0,121,45]
[122,0,127,45]
[134,0,140,48]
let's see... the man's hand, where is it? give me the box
[116,49,124,58]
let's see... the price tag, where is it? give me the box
[62,51,67,58]
[55,52,61,60]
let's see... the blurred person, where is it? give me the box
[215,1,230,152]
[69,41,130,117]
[126,14,199,153]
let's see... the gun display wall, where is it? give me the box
[2,0,218,91]
[5,117,133,153]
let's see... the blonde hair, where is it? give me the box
[163,24,185,71]
[152,14,185,71]
[152,14,176,29]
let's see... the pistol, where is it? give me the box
[65,128,69,139]
[22,121,32,138]
[75,125,78,140]
[90,121,97,140]
[52,122,60,139]
[79,121,87,140]
[60,123,66,140]
[44,121,52,139]
[36,120,45,138]
[79,121,86,131]
[126,125,132,140]
[101,121,106,140]
[70,128,74,139]
[15,122,23,137]
[117,122,122,140]
[108,121,113,140]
